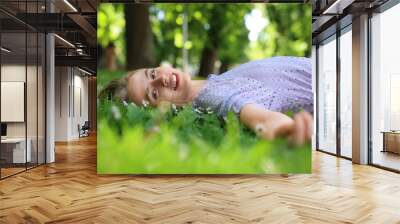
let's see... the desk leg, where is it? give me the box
[382,133,386,153]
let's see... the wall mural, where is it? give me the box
[97,3,313,174]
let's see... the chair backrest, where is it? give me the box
[82,121,90,129]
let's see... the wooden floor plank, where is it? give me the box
[1,134,400,223]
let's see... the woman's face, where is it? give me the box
[127,66,192,106]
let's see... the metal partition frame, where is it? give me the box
[367,0,400,173]
[314,0,400,173]
[0,0,47,180]
[314,20,353,161]
[315,31,338,157]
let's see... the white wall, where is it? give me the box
[72,73,89,138]
[1,82,25,122]
[1,66,26,129]
[54,67,89,141]
[55,67,69,141]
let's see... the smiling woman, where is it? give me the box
[99,56,314,145]
[126,66,206,107]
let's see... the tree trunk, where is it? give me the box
[172,47,178,68]
[219,60,230,74]
[124,4,155,70]
[105,44,117,71]
[197,5,224,77]
[197,46,218,77]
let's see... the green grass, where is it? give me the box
[97,70,311,174]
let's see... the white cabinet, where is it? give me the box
[1,138,32,163]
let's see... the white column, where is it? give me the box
[352,14,369,164]
[46,1,55,163]
[46,33,55,163]
[311,45,317,151]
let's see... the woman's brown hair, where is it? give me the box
[98,70,137,101]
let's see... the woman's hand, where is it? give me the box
[239,104,313,146]
[287,111,313,145]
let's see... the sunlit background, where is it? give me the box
[97,3,311,79]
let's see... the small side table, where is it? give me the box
[381,131,400,154]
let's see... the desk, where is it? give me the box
[1,138,31,163]
[381,131,400,154]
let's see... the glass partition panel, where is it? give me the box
[26,0,44,169]
[339,28,352,158]
[0,0,46,179]
[317,35,337,154]
[371,3,400,171]
[38,32,45,165]
[1,30,27,177]
[27,30,38,169]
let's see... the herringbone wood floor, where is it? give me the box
[1,135,400,224]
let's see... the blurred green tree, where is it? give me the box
[196,4,225,77]
[217,4,252,73]
[263,4,311,57]
[98,4,125,66]
[150,4,210,68]
[195,4,252,76]
[150,4,252,77]
[98,3,311,73]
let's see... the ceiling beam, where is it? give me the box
[67,13,96,46]
[55,55,96,72]
[101,0,307,2]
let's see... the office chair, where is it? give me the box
[79,121,90,138]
